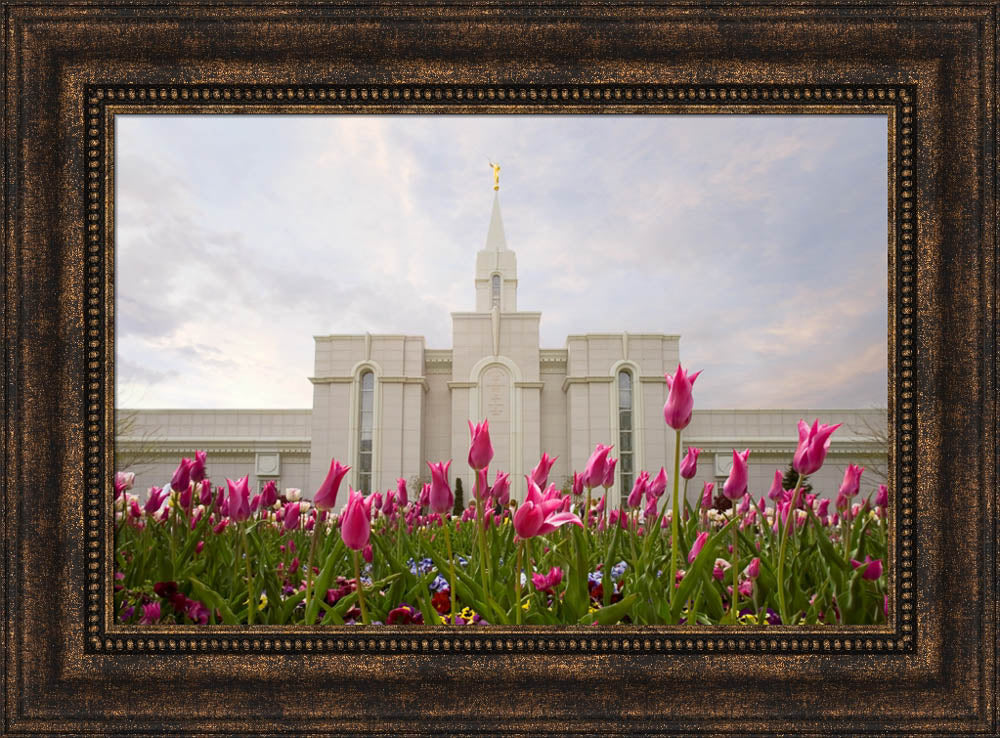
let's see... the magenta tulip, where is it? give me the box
[427,461,454,514]
[701,482,715,510]
[144,486,168,516]
[571,472,584,496]
[198,479,213,506]
[838,463,865,501]
[513,477,583,539]
[767,469,785,501]
[643,494,658,518]
[679,447,702,480]
[688,531,709,564]
[114,471,135,498]
[663,364,702,431]
[260,480,278,508]
[876,483,889,509]
[314,458,351,512]
[647,468,668,499]
[582,444,613,489]
[363,543,373,563]
[602,457,618,488]
[793,419,842,475]
[139,602,161,625]
[467,419,494,471]
[395,477,408,507]
[529,452,558,489]
[283,501,301,531]
[170,458,193,495]
[189,450,207,483]
[746,557,761,580]
[817,498,831,518]
[531,566,563,593]
[340,487,371,550]
[627,471,649,509]
[722,449,751,501]
[851,555,884,581]
[491,471,511,506]
[225,475,251,522]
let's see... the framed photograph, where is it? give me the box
[3,3,996,735]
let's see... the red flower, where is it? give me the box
[431,590,452,614]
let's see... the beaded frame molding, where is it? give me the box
[87,84,915,657]
[5,3,997,736]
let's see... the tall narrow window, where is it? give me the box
[618,370,634,494]
[491,274,501,309]
[358,370,374,493]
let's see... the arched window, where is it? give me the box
[357,370,374,493]
[491,274,501,309]
[618,370,634,493]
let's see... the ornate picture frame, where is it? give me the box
[3,3,996,734]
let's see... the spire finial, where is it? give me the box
[488,160,500,191]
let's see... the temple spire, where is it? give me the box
[485,191,508,252]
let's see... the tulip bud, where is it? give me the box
[722,449,751,501]
[875,483,888,509]
[767,469,785,501]
[688,531,709,564]
[663,364,702,431]
[314,460,349,511]
[363,543,373,563]
[467,419,495,471]
[426,461,454,514]
[679,447,701,480]
[529,452,557,489]
[793,419,841,475]
[602,458,617,488]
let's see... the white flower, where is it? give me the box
[285,488,302,502]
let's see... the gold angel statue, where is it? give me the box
[488,160,500,191]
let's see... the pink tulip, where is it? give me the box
[571,472,584,496]
[170,458,194,495]
[767,469,785,501]
[139,602,161,624]
[713,558,730,581]
[817,498,831,517]
[746,557,761,579]
[371,491,383,511]
[722,449,751,500]
[250,494,262,513]
[701,482,715,510]
[531,566,564,593]
[195,540,204,554]
[679,447,702,480]
[144,486,168,516]
[851,555,884,580]
[213,519,229,535]
[688,531,709,564]
[582,444,613,489]
[793,419,841,475]
[189,450,208,483]
[114,471,135,498]
[838,463,865,501]
[314,459,351,512]
[529,452,558,489]
[395,478,409,508]
[418,483,431,509]
[467,419,494,471]
[260,480,278,508]
[363,543,373,563]
[198,480,213,507]
[602,458,618,488]
[225,476,252,522]
[627,471,649,508]
[643,494,658,518]
[283,502,301,531]
[737,494,751,515]
[178,483,193,511]
[647,468,668,499]
[663,364,702,431]
[427,461,454,514]
[491,471,511,506]
[876,484,889,509]
[340,487,371,550]
[513,477,583,539]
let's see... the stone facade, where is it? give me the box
[118,193,887,505]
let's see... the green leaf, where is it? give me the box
[578,593,638,625]
[188,576,239,625]
[806,508,851,571]
[305,539,346,625]
[671,518,735,623]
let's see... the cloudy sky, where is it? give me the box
[115,114,888,410]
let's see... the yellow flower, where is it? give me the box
[521,601,530,611]
[258,593,268,611]
[737,612,758,625]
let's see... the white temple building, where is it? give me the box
[119,190,888,506]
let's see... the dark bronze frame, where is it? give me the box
[3,4,996,735]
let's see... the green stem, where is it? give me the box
[775,473,804,626]
[304,520,321,623]
[474,475,490,603]
[443,518,457,624]
[729,522,739,624]
[515,541,524,625]
[241,524,254,626]
[584,488,592,533]
[668,429,682,611]
[353,550,369,625]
